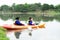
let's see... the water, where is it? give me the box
[0,19,60,40]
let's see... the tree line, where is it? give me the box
[0,3,60,12]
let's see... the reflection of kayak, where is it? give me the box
[3,24,45,30]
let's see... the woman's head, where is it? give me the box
[29,17,33,20]
[16,17,19,20]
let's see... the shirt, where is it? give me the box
[15,20,21,25]
[28,20,33,25]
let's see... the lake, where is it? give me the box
[0,19,60,40]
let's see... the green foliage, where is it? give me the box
[0,27,9,40]
[41,4,50,11]
[49,5,55,9]
[55,5,60,9]
[55,5,60,11]
[0,5,10,11]
[0,3,59,13]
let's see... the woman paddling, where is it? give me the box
[14,17,24,26]
[28,17,35,25]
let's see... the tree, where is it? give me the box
[0,7,1,11]
[41,4,50,11]
[49,5,55,9]
[11,3,16,11]
[41,4,50,16]
[14,4,26,12]
[29,4,37,11]
[22,3,30,12]
[55,5,60,12]
[34,3,41,10]
[28,3,41,11]
[1,5,10,11]
[55,5,60,10]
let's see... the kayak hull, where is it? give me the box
[3,24,45,30]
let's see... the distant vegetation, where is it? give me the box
[0,3,60,12]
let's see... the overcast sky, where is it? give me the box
[0,0,60,6]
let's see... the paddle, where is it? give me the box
[35,21,40,25]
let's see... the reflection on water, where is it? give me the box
[14,32,21,39]
[0,19,60,40]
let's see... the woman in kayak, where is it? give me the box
[14,17,24,25]
[28,17,35,25]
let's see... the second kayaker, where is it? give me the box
[28,17,35,25]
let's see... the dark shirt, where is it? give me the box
[15,20,21,25]
[28,20,33,25]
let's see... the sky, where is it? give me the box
[0,0,60,6]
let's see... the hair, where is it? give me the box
[16,17,19,20]
[29,17,32,20]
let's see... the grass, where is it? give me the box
[0,27,9,40]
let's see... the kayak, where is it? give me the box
[3,24,45,30]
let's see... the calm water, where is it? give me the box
[0,18,60,40]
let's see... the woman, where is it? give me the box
[28,17,35,25]
[14,17,24,25]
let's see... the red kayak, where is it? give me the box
[3,24,45,30]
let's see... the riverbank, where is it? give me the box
[0,10,60,21]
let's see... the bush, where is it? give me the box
[0,27,9,40]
